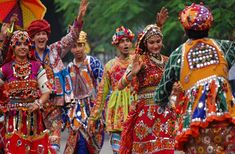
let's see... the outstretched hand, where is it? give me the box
[77,0,88,23]
[1,14,18,37]
[10,14,18,24]
[156,7,168,28]
[172,82,184,96]
[131,54,144,76]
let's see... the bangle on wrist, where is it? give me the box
[126,72,133,81]
[34,99,43,109]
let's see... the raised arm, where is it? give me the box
[118,54,144,90]
[50,0,88,58]
[76,0,88,27]
[156,7,168,28]
[0,14,19,64]
[154,46,182,106]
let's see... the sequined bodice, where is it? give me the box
[2,60,40,102]
[137,55,167,93]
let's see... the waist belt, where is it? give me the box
[137,92,154,100]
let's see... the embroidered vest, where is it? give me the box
[180,38,228,90]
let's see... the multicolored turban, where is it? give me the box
[179,3,213,31]
[111,26,134,45]
[27,19,51,38]
[135,24,162,54]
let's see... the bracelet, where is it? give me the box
[34,99,43,109]
[121,76,128,86]
[126,71,133,81]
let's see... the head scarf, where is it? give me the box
[135,24,162,55]
[111,26,134,45]
[27,19,51,38]
[179,3,213,31]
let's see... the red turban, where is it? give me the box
[27,19,51,38]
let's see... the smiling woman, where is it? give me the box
[118,24,178,154]
[0,30,54,154]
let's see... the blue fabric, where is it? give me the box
[192,86,207,120]
[53,68,73,96]
[89,56,103,82]
[61,106,70,129]
[35,47,50,62]
[110,132,121,153]
[61,68,73,94]
[76,132,89,154]
[54,71,65,96]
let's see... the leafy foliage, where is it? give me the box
[53,0,235,56]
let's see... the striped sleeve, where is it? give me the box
[154,45,183,105]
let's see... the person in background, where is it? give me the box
[63,31,104,154]
[154,3,235,153]
[88,25,135,154]
[26,0,88,152]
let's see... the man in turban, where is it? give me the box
[27,0,88,152]
[154,3,235,153]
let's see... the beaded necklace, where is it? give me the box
[149,55,164,69]
[13,60,31,80]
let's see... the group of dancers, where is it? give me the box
[0,1,234,154]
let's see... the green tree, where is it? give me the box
[53,0,235,56]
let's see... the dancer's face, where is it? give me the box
[14,39,29,59]
[146,35,162,54]
[117,37,132,56]
[32,31,48,51]
[71,42,85,59]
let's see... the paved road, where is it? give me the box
[59,130,112,154]
[60,130,184,154]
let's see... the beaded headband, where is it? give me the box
[10,30,31,48]
[144,27,163,43]
[135,24,162,54]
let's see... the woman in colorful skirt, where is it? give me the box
[119,22,178,153]
[154,3,235,153]
[0,30,53,154]
[63,31,104,154]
